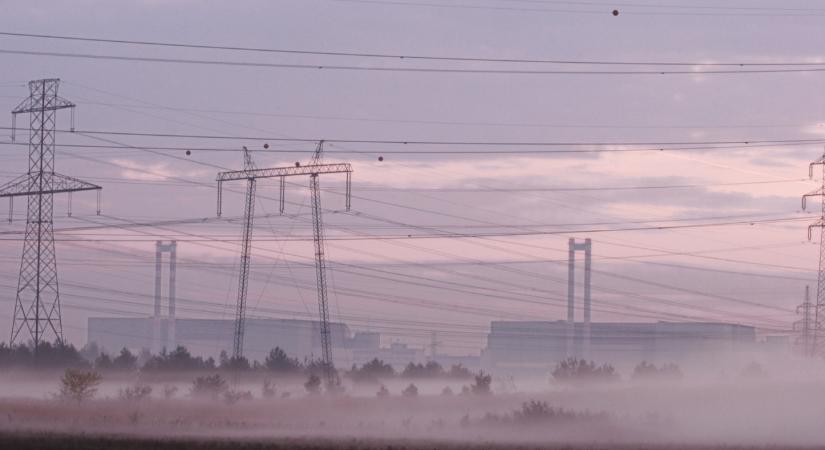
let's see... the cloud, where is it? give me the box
[111,158,208,182]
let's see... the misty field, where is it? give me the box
[3,368,825,449]
[3,432,825,450]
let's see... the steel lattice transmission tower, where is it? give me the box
[795,285,815,357]
[801,149,825,356]
[0,79,101,350]
[216,144,352,378]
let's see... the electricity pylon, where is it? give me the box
[795,285,815,357]
[216,144,352,377]
[0,79,101,351]
[801,149,825,356]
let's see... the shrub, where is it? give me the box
[632,361,682,381]
[264,347,302,373]
[551,358,619,383]
[304,373,322,394]
[223,389,253,404]
[349,358,395,383]
[112,348,138,371]
[190,374,228,400]
[376,384,390,397]
[1,341,88,370]
[59,369,102,402]
[119,384,152,401]
[441,386,454,396]
[448,364,473,379]
[261,379,276,399]
[142,346,215,372]
[470,371,492,395]
[162,384,179,399]
[218,352,250,371]
[741,361,766,379]
[96,348,138,372]
[402,383,418,397]
[477,400,611,427]
[401,361,444,378]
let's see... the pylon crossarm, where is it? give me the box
[0,174,30,197]
[216,163,352,182]
[0,172,100,198]
[802,188,825,210]
[811,159,825,179]
[12,96,74,114]
[809,221,825,241]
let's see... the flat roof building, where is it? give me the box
[483,320,756,374]
[88,316,366,366]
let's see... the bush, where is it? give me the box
[441,386,454,396]
[264,347,302,373]
[119,384,152,401]
[376,384,389,397]
[402,383,418,397]
[551,358,619,383]
[349,358,395,383]
[470,371,492,395]
[1,341,88,370]
[304,373,322,394]
[95,348,138,372]
[477,400,611,427]
[741,361,767,379]
[218,352,250,371]
[632,361,682,381]
[511,401,597,424]
[59,369,102,402]
[190,374,228,400]
[448,364,473,379]
[401,361,443,378]
[261,379,276,399]
[142,346,215,372]
[223,389,253,404]
[162,384,178,399]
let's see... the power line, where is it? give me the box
[2,126,823,149]
[54,95,822,131]
[5,48,825,75]
[0,216,809,241]
[328,0,825,17]
[2,30,825,67]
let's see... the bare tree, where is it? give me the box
[59,369,102,403]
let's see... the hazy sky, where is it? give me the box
[0,0,824,354]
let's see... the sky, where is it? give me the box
[0,0,824,355]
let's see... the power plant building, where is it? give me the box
[483,320,757,373]
[87,317,375,366]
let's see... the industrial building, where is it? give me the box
[87,316,377,366]
[482,320,757,373]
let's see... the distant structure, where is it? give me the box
[153,240,177,353]
[795,285,815,357]
[216,142,352,388]
[484,320,756,374]
[801,150,825,355]
[567,238,592,358]
[88,316,356,364]
[0,79,101,350]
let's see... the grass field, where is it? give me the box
[2,431,824,450]
[3,373,825,448]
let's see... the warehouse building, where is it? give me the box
[483,320,756,373]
